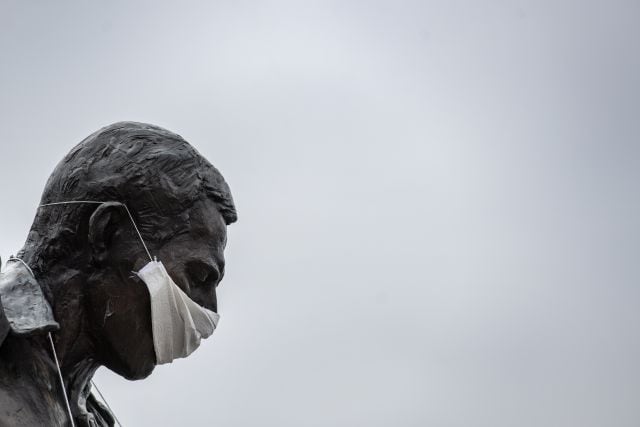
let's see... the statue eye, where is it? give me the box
[187,261,220,288]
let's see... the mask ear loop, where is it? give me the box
[120,204,154,262]
[48,332,76,427]
[37,200,153,427]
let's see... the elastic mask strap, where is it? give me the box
[91,380,124,427]
[7,255,36,278]
[48,332,76,427]
[39,201,154,262]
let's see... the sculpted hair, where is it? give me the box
[27,122,237,262]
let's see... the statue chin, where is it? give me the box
[120,363,156,382]
[105,355,156,381]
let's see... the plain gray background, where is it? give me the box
[1,1,639,426]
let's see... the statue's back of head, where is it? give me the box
[30,121,236,261]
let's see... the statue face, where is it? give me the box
[85,197,228,379]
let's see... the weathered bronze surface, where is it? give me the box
[0,122,237,426]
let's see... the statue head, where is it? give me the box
[20,122,237,380]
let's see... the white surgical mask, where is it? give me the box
[136,259,220,364]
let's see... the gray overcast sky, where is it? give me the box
[1,1,639,426]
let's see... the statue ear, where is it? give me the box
[88,202,127,264]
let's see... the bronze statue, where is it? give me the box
[0,122,237,426]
